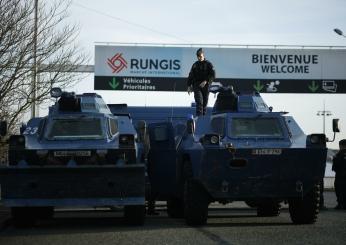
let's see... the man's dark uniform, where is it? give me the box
[187,52,215,116]
[332,139,346,209]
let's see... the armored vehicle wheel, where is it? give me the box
[257,200,281,217]
[245,200,258,208]
[167,198,184,218]
[124,205,145,225]
[184,180,209,226]
[289,184,320,224]
[11,207,37,227]
[36,206,54,219]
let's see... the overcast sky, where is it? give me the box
[51,0,346,149]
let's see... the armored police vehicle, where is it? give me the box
[147,83,339,225]
[108,104,210,214]
[0,88,145,226]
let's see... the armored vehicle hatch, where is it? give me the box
[211,83,271,114]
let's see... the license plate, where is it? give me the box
[54,151,91,157]
[252,149,282,155]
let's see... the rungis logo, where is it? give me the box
[107,53,128,73]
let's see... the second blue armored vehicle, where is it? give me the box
[146,83,339,225]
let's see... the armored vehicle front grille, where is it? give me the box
[229,158,248,168]
[46,152,101,165]
[8,149,136,166]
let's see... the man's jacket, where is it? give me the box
[187,60,215,88]
[333,149,346,176]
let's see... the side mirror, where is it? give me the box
[333,118,340,133]
[0,121,7,137]
[327,118,340,142]
[186,118,195,134]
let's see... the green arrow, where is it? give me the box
[308,80,319,92]
[253,80,264,92]
[108,77,119,90]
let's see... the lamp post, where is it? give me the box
[317,100,332,135]
[334,28,346,38]
[31,0,38,118]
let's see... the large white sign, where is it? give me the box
[94,45,346,93]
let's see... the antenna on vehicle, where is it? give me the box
[170,81,176,122]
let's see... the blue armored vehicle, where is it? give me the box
[108,104,208,215]
[146,83,339,225]
[0,88,145,226]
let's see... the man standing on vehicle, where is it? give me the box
[332,139,346,209]
[187,48,215,116]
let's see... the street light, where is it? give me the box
[31,0,38,118]
[316,100,332,135]
[334,28,346,37]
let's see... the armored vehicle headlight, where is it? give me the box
[96,149,108,157]
[307,134,326,147]
[210,135,219,144]
[310,134,326,144]
[119,134,135,147]
[17,136,25,144]
[310,135,320,144]
[36,150,48,157]
[9,135,25,146]
[201,134,220,145]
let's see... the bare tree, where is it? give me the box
[0,0,89,132]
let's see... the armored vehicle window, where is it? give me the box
[81,103,96,110]
[238,101,253,110]
[154,126,168,141]
[229,118,283,137]
[257,103,267,110]
[108,118,118,136]
[47,117,104,140]
[211,117,225,136]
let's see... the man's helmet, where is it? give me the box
[196,48,203,56]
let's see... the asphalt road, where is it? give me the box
[0,192,345,245]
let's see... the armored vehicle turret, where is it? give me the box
[0,88,146,226]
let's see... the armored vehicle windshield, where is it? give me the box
[46,116,106,140]
[229,117,284,138]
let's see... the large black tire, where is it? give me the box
[36,206,54,219]
[11,207,37,227]
[257,200,281,217]
[289,184,320,224]
[184,180,209,226]
[167,198,184,218]
[245,200,258,208]
[124,205,145,225]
